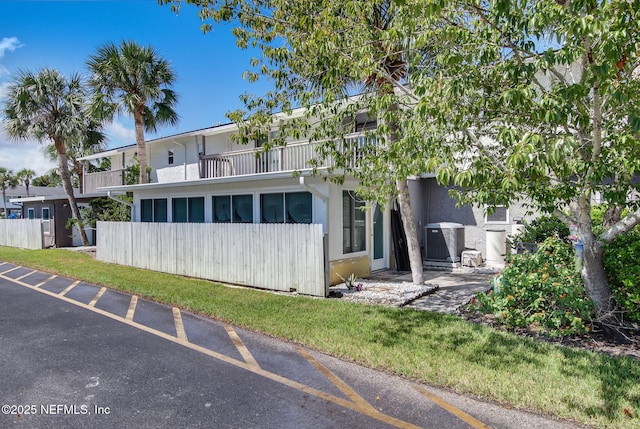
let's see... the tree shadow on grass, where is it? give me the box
[365,306,640,426]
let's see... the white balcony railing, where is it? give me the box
[200,133,372,179]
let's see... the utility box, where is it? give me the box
[424,222,465,262]
[461,250,483,267]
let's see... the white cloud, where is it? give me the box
[0,37,21,59]
[0,141,56,176]
[104,121,136,148]
[0,37,22,78]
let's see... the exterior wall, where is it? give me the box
[148,130,252,184]
[416,178,534,265]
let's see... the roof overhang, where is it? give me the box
[99,169,333,193]
[10,192,108,204]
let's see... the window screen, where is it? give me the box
[172,198,187,223]
[260,193,284,223]
[213,196,231,223]
[232,195,253,223]
[285,192,312,224]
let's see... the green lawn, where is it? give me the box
[1,247,639,429]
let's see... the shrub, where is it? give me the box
[511,215,570,247]
[475,237,593,337]
[603,227,640,324]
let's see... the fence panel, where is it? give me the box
[96,222,326,297]
[0,219,43,250]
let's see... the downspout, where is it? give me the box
[107,191,134,220]
[172,139,187,180]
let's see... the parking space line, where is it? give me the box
[224,325,261,371]
[296,347,377,414]
[15,270,37,281]
[89,287,107,307]
[60,280,80,296]
[173,307,188,342]
[34,274,57,288]
[414,386,492,429]
[0,266,21,275]
[0,269,490,429]
[126,295,138,321]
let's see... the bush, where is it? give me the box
[511,215,570,247]
[475,237,594,337]
[603,227,640,324]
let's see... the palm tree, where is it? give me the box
[0,168,18,218]
[45,119,105,194]
[2,68,97,246]
[86,40,179,184]
[16,168,36,197]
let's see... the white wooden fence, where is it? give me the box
[96,221,328,296]
[0,219,43,250]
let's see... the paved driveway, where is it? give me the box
[0,261,577,429]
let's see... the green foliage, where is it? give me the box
[512,215,570,246]
[604,228,640,324]
[80,197,132,228]
[124,158,152,185]
[475,237,593,337]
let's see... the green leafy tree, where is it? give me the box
[87,40,179,184]
[2,69,97,245]
[15,168,36,197]
[160,0,438,284]
[0,167,18,218]
[414,0,640,323]
[31,172,62,188]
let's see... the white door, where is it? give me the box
[371,203,388,271]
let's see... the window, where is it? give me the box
[141,199,167,222]
[27,208,35,220]
[168,148,174,165]
[213,195,253,223]
[343,191,366,254]
[260,193,283,223]
[212,196,231,223]
[42,207,51,234]
[486,206,508,224]
[260,192,312,224]
[172,197,205,223]
[285,192,312,223]
[233,195,253,223]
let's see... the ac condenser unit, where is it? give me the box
[424,222,465,262]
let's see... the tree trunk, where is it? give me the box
[396,178,424,285]
[55,138,90,247]
[134,107,148,184]
[574,197,614,319]
[2,189,6,217]
[74,161,84,195]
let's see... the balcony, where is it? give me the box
[200,133,371,179]
[83,169,125,194]
[82,133,373,191]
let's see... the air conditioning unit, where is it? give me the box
[424,222,465,262]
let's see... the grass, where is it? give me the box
[1,247,639,429]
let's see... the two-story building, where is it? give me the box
[81,112,530,287]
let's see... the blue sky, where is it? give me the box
[0,0,267,175]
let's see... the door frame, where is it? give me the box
[370,202,389,271]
